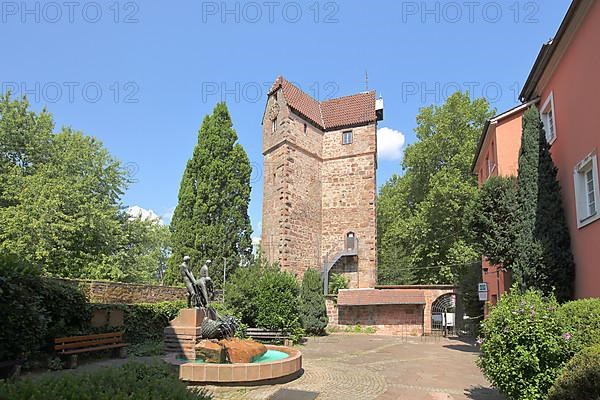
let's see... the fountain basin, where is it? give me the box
[168,345,302,384]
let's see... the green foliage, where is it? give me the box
[167,102,253,288]
[457,262,484,318]
[90,300,185,344]
[377,92,494,285]
[328,273,349,296]
[478,288,571,400]
[129,340,165,357]
[0,93,167,283]
[548,344,600,400]
[558,299,600,353]
[467,176,520,267]
[514,106,574,300]
[255,269,301,333]
[0,361,212,400]
[299,269,328,335]
[225,257,302,338]
[0,257,90,361]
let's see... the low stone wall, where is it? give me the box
[338,304,424,336]
[325,286,457,336]
[52,278,187,304]
[325,295,339,327]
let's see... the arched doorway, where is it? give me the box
[431,293,456,337]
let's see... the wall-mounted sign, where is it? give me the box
[478,283,488,301]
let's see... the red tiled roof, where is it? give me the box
[269,76,377,131]
[337,289,426,306]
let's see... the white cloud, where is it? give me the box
[127,205,163,225]
[160,207,176,225]
[377,127,406,161]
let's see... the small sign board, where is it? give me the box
[478,283,488,301]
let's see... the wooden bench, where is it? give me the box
[54,332,128,369]
[246,328,292,346]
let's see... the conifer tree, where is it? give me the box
[299,268,328,335]
[165,103,253,287]
[515,106,574,300]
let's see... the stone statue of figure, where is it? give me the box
[180,256,214,309]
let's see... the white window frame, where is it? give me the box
[574,152,600,228]
[541,92,557,145]
[342,130,353,145]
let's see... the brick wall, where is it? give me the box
[53,278,187,304]
[325,286,457,336]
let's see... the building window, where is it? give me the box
[574,153,600,228]
[541,93,557,144]
[346,232,356,251]
[342,130,353,145]
[304,123,307,134]
[272,117,277,133]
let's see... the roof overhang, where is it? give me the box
[520,0,594,101]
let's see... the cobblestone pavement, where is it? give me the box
[198,334,504,400]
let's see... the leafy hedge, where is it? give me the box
[558,298,600,353]
[225,260,303,340]
[548,344,600,400]
[0,361,212,400]
[0,257,89,361]
[478,288,571,400]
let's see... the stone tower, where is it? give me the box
[261,76,382,291]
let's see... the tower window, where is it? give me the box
[272,117,277,133]
[342,130,353,145]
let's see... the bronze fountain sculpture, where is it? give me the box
[179,256,238,340]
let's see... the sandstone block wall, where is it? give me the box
[53,278,187,304]
[262,90,377,286]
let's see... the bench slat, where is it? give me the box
[54,332,122,344]
[55,337,124,351]
[60,343,127,355]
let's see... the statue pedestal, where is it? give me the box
[164,308,206,360]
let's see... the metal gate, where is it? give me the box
[431,293,456,337]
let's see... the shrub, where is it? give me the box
[328,273,349,296]
[0,256,89,361]
[225,259,302,338]
[224,264,264,326]
[558,298,600,353]
[255,268,301,334]
[0,361,212,400]
[89,300,186,344]
[478,288,571,400]
[299,269,328,335]
[548,344,600,400]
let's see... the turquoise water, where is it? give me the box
[178,349,289,364]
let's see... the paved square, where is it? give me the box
[201,334,504,400]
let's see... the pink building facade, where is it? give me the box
[474,0,600,302]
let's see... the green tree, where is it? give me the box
[514,107,574,300]
[0,95,130,278]
[299,268,328,335]
[167,103,253,287]
[377,92,494,284]
[467,176,520,267]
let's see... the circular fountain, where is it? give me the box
[163,257,302,384]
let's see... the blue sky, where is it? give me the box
[1,0,571,239]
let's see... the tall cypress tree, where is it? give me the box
[515,106,574,300]
[165,103,253,287]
